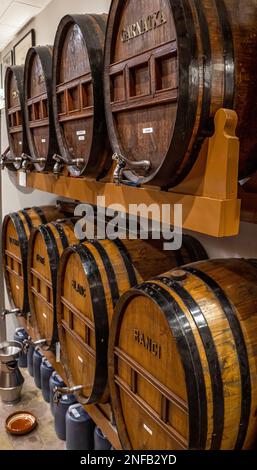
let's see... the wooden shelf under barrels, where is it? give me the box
[14,109,241,238]
[17,315,122,450]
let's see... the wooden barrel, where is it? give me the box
[56,236,207,405]
[28,218,84,349]
[104,0,257,187]
[52,14,111,177]
[24,46,59,172]
[109,259,257,450]
[2,206,64,315]
[4,66,29,171]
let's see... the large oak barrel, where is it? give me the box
[104,0,257,187]
[2,206,64,315]
[108,259,257,450]
[52,14,110,177]
[4,66,29,171]
[28,218,84,349]
[24,46,59,172]
[56,236,207,405]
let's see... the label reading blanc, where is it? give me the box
[78,136,85,141]
[36,254,45,265]
[121,10,167,43]
[134,329,161,359]
[143,424,153,436]
[72,280,86,298]
[143,127,153,134]
[9,237,19,247]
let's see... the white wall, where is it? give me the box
[0,0,111,339]
[1,0,257,340]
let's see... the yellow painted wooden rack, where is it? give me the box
[15,108,241,238]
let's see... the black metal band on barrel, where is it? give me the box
[138,282,207,450]
[112,240,138,287]
[160,276,224,450]
[87,241,120,308]
[20,209,33,231]
[39,225,60,346]
[11,212,29,313]
[32,207,48,225]
[51,222,69,251]
[91,13,107,34]
[75,244,109,403]
[184,267,251,450]
[193,0,213,135]
[215,0,235,108]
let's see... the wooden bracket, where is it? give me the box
[16,108,241,238]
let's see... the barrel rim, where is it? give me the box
[23,45,59,172]
[52,13,111,178]
[4,65,29,171]
[56,242,111,405]
[108,283,205,450]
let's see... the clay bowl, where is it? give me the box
[6,411,37,436]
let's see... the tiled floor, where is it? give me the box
[0,369,66,450]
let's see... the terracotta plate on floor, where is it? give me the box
[6,412,37,436]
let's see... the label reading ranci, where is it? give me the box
[76,130,86,136]
[78,136,85,141]
[143,127,153,134]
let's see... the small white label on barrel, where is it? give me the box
[77,130,86,136]
[16,285,20,290]
[56,342,61,363]
[143,424,153,435]
[78,355,83,364]
[41,138,46,143]
[71,408,81,419]
[43,312,47,319]
[63,395,68,400]
[18,171,27,188]
[143,127,153,134]
[78,136,85,141]
[19,141,22,145]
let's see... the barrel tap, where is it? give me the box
[53,385,84,405]
[0,147,23,170]
[23,337,47,352]
[1,308,21,320]
[112,153,151,185]
[21,153,47,172]
[53,154,84,179]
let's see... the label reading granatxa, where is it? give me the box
[121,10,167,42]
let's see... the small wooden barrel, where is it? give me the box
[56,236,207,405]
[28,218,84,349]
[5,66,29,171]
[52,14,110,177]
[109,259,257,450]
[104,0,257,187]
[24,46,59,172]
[2,206,64,315]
